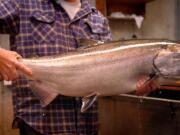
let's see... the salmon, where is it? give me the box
[21,39,180,112]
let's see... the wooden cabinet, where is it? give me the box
[99,95,180,135]
[96,0,155,16]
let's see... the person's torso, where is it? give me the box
[4,0,111,134]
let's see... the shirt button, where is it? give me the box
[42,113,46,117]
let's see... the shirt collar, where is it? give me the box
[70,0,93,23]
[38,0,93,23]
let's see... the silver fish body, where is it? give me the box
[22,39,180,111]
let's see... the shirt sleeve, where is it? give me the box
[0,0,20,34]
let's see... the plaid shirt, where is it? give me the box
[0,0,112,134]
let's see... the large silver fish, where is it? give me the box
[21,39,180,112]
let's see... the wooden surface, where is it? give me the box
[0,35,19,135]
[0,84,19,135]
[107,0,154,4]
[98,96,180,135]
[96,0,107,15]
[160,81,180,91]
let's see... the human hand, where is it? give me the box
[135,76,158,96]
[0,48,32,81]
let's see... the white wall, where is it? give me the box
[142,0,178,40]
[109,0,178,40]
[87,0,96,6]
[177,0,180,39]
[0,35,9,49]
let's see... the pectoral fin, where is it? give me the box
[29,80,59,107]
[81,92,100,113]
[136,74,159,96]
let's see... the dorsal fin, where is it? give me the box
[78,39,105,48]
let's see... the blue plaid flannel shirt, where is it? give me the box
[0,0,112,134]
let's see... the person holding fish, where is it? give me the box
[0,0,158,135]
[0,0,111,135]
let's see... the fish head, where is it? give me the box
[154,43,180,80]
